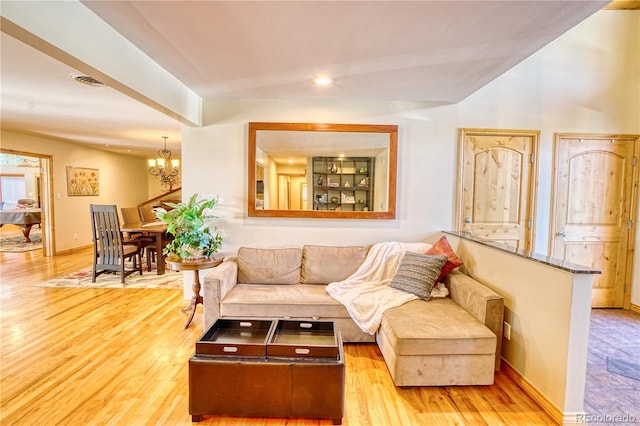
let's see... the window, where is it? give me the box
[0,175,26,208]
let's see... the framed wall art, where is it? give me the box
[66,166,99,196]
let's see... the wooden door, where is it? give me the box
[551,135,639,308]
[457,129,539,251]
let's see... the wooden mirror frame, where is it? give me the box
[248,122,397,219]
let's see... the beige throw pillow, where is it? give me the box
[301,245,368,284]
[237,247,302,284]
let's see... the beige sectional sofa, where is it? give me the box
[202,241,504,386]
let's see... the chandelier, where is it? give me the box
[148,136,180,190]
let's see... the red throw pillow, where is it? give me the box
[425,235,463,282]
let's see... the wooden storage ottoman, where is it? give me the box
[189,319,345,424]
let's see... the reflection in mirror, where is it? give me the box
[248,122,397,219]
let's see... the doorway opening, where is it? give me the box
[0,149,54,256]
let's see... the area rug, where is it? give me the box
[36,265,183,289]
[0,227,42,252]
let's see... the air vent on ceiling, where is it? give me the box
[72,74,105,87]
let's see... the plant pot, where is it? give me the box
[180,245,207,261]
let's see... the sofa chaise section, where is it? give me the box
[377,271,503,386]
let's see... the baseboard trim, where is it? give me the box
[501,359,564,425]
[55,243,92,256]
[631,303,640,314]
[563,411,590,425]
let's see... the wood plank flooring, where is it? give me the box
[2,246,622,426]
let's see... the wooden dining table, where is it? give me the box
[121,221,169,275]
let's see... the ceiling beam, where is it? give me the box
[0,1,201,127]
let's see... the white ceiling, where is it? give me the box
[0,1,611,159]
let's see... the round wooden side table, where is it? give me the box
[166,255,224,329]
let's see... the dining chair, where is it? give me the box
[120,206,156,271]
[120,206,142,226]
[138,204,173,269]
[138,205,157,222]
[90,204,143,283]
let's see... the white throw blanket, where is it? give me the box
[326,241,430,334]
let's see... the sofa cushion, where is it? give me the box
[390,252,448,300]
[425,234,463,282]
[237,247,302,284]
[301,245,368,284]
[220,283,351,318]
[380,299,497,356]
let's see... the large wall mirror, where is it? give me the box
[248,122,397,219]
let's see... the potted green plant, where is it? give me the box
[156,193,223,260]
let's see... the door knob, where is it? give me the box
[557,231,566,237]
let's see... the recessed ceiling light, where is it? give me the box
[71,73,105,87]
[314,76,334,86]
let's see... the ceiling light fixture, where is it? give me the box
[314,76,334,86]
[16,157,39,168]
[148,136,180,190]
[71,73,105,87]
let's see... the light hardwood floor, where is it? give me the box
[0,246,560,425]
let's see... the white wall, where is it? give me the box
[181,11,638,304]
[458,10,640,305]
[446,233,595,423]
[1,130,151,252]
[182,99,459,253]
[459,10,640,253]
